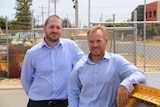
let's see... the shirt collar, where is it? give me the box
[39,38,64,48]
[87,51,110,64]
[103,51,110,59]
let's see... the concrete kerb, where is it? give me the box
[0,78,22,90]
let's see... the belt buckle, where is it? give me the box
[48,101,56,105]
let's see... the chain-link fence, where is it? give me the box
[56,22,160,72]
[1,22,160,78]
[110,24,160,72]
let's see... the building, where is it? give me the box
[132,1,160,21]
[131,5,144,21]
[146,1,160,21]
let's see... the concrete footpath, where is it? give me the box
[0,78,22,89]
[0,79,28,107]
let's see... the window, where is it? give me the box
[149,11,152,17]
[146,12,148,18]
[153,10,156,17]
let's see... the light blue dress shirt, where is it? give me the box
[21,38,85,100]
[68,51,146,107]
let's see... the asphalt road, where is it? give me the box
[0,89,28,107]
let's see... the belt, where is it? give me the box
[46,99,68,105]
[29,99,68,106]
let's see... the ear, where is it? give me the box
[105,37,108,43]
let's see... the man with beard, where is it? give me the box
[21,15,85,107]
[68,25,146,107]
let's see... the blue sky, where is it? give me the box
[0,0,156,27]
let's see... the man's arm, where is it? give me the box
[21,51,33,95]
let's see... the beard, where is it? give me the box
[91,48,105,57]
[45,31,60,43]
[45,35,59,43]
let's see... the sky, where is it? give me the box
[0,0,157,27]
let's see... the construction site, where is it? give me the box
[0,23,160,107]
[0,0,160,107]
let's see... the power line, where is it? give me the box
[39,5,46,25]
[51,0,59,15]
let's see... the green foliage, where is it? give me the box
[104,18,113,27]
[8,19,22,30]
[104,18,132,27]
[62,18,72,28]
[15,0,33,30]
[0,16,6,29]
[146,23,160,39]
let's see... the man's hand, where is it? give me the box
[116,85,129,107]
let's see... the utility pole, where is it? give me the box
[31,10,34,33]
[72,0,79,28]
[36,15,40,25]
[88,0,90,28]
[52,0,59,15]
[100,13,103,22]
[48,0,50,16]
[39,5,46,25]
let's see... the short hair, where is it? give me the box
[87,25,107,38]
[44,15,62,26]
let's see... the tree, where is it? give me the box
[15,0,32,30]
[62,18,72,28]
[8,19,18,30]
[0,16,6,29]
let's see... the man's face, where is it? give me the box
[88,29,108,57]
[43,17,62,42]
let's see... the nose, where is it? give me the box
[52,28,57,32]
[92,42,98,47]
